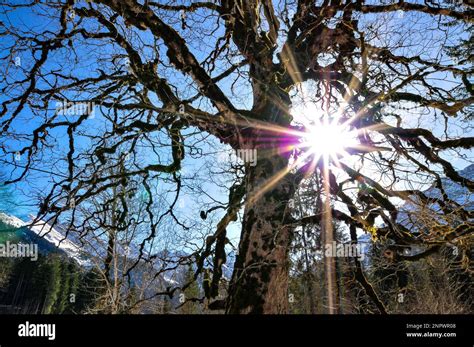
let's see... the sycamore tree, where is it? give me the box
[0,0,472,314]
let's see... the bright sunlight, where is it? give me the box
[301,117,358,162]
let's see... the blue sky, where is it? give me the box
[0,1,472,251]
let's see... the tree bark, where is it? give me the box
[226,87,296,314]
[226,158,296,313]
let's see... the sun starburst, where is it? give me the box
[299,117,359,165]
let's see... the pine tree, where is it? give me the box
[41,256,62,314]
[75,268,106,313]
[65,262,80,313]
[53,260,80,314]
[0,257,13,288]
[179,265,201,314]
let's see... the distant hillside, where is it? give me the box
[397,163,473,232]
[357,164,473,265]
[0,210,217,297]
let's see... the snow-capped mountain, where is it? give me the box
[423,164,474,209]
[0,212,155,268]
[0,211,188,294]
[356,164,473,266]
[397,164,474,232]
[0,212,26,229]
[27,216,89,266]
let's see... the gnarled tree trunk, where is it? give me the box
[226,88,297,314]
[226,156,296,313]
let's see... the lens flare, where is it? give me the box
[299,117,358,165]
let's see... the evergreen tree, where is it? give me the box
[0,257,13,288]
[41,256,62,314]
[53,259,81,313]
[64,262,81,313]
[180,265,201,314]
[75,267,106,313]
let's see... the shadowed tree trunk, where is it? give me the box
[227,152,296,313]
[226,86,298,313]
